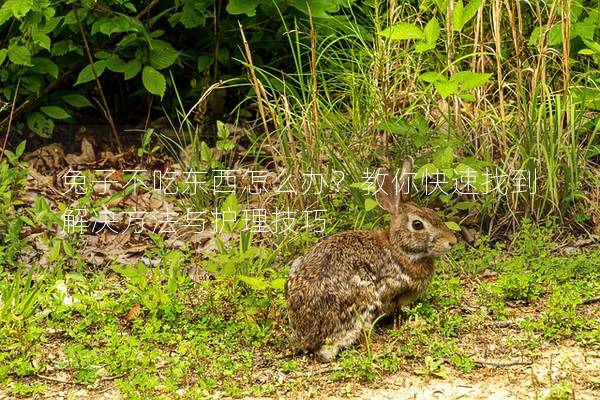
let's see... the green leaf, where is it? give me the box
[415,42,436,53]
[221,192,239,212]
[424,17,440,44]
[197,54,212,72]
[62,94,93,108]
[582,39,600,55]
[111,262,147,281]
[93,51,109,60]
[26,112,54,138]
[124,3,137,12]
[415,163,437,180]
[142,66,166,98]
[459,93,477,102]
[0,7,10,25]
[238,276,270,291]
[365,198,378,211]
[41,106,71,120]
[177,3,208,28]
[288,0,345,18]
[99,16,132,35]
[532,24,563,47]
[51,40,75,57]
[226,0,262,17]
[32,33,51,51]
[419,71,444,83]
[379,22,425,40]
[15,140,26,158]
[463,0,482,27]
[270,278,286,290]
[451,0,465,32]
[434,79,458,98]
[452,71,491,90]
[49,241,61,262]
[106,55,126,72]
[216,120,229,139]
[116,33,139,49]
[413,112,429,132]
[454,201,478,210]
[123,60,141,80]
[433,146,454,168]
[377,118,415,135]
[217,47,230,67]
[445,221,461,232]
[5,0,33,18]
[31,57,59,79]
[200,141,212,162]
[572,20,595,42]
[0,49,7,65]
[578,48,596,55]
[37,15,61,35]
[149,40,179,70]
[8,45,32,66]
[75,61,106,85]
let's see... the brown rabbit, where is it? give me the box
[285,157,457,361]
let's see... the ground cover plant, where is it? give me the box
[0,0,599,399]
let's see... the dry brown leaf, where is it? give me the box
[65,137,96,165]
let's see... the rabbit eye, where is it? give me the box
[412,219,424,231]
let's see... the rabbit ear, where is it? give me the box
[375,168,401,216]
[398,156,413,203]
[376,157,413,215]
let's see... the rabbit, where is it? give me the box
[285,156,457,362]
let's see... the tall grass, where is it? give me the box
[231,0,599,234]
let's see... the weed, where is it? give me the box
[414,356,447,379]
[8,381,46,396]
[545,381,575,400]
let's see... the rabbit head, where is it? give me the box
[375,157,457,260]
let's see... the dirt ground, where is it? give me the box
[358,344,600,400]
[3,342,597,399]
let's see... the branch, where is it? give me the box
[0,78,20,162]
[73,6,123,155]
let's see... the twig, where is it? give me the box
[0,78,20,162]
[97,384,117,395]
[35,374,79,385]
[287,365,342,378]
[473,359,532,368]
[489,319,523,328]
[73,6,123,157]
[582,295,600,305]
[181,79,238,129]
[35,372,125,385]
[138,0,161,20]
[98,372,126,382]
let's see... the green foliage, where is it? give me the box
[545,381,575,400]
[0,143,28,266]
[0,0,356,138]
[111,249,186,319]
[202,230,286,294]
[414,356,447,379]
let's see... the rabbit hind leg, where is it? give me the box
[317,307,375,362]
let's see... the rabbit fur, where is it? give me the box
[285,157,457,361]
